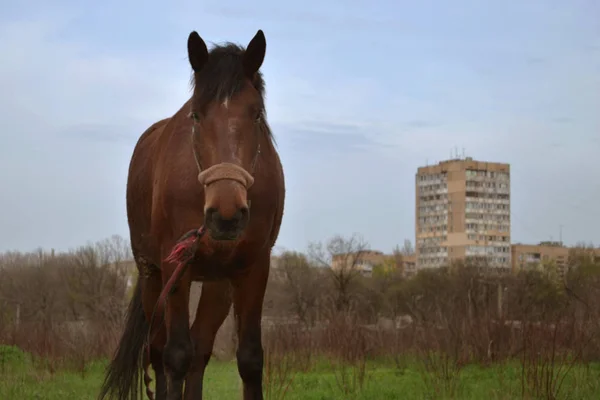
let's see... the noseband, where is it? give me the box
[189,112,261,190]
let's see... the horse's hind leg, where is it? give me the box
[184,281,233,400]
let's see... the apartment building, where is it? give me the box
[401,254,417,278]
[415,157,511,271]
[511,242,600,278]
[330,250,416,277]
[511,242,568,274]
[331,250,387,277]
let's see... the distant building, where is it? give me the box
[331,250,387,277]
[511,242,600,279]
[401,254,417,278]
[269,254,287,282]
[331,250,416,278]
[415,157,511,272]
[511,242,567,274]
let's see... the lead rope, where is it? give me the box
[143,227,206,400]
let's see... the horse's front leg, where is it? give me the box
[232,253,270,400]
[160,257,193,400]
[184,281,232,399]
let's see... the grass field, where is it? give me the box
[2,346,600,400]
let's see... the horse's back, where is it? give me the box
[126,117,171,259]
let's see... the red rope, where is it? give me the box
[143,226,206,399]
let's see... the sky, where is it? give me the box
[0,0,598,254]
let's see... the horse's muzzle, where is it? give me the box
[204,206,249,241]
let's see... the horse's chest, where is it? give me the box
[189,256,240,281]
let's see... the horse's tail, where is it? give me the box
[98,277,148,400]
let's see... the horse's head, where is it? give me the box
[187,30,267,241]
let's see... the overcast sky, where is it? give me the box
[0,0,598,254]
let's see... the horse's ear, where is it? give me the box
[243,30,266,78]
[188,31,208,72]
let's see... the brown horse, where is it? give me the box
[98,29,285,400]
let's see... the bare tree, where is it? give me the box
[62,236,132,325]
[0,235,134,358]
[365,256,404,320]
[391,246,405,276]
[309,234,369,314]
[279,251,324,327]
[401,239,415,256]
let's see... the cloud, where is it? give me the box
[199,2,399,31]
[56,123,136,144]
[279,122,384,155]
[1,2,599,254]
[0,13,189,134]
[0,14,181,251]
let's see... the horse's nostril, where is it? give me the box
[205,207,218,222]
[228,208,247,225]
[205,206,248,235]
[239,206,249,221]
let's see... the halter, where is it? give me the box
[188,112,261,190]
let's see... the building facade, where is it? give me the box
[400,254,417,278]
[330,250,416,277]
[415,157,511,272]
[511,242,600,279]
[511,242,568,274]
[331,250,387,277]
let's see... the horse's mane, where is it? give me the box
[190,42,273,142]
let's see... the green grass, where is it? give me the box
[1,346,600,399]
